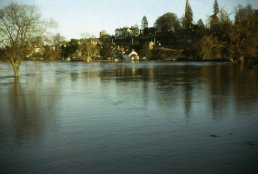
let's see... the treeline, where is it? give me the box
[36,0,258,62]
[197,3,258,62]
[0,1,258,77]
[112,0,258,62]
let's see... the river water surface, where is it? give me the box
[0,62,258,174]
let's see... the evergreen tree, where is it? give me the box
[213,0,219,16]
[141,16,148,29]
[183,0,193,29]
[197,19,205,29]
[209,0,220,29]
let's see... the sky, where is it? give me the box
[0,0,258,40]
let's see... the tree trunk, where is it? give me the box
[11,61,20,77]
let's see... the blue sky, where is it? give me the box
[0,0,258,39]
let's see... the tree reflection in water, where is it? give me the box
[99,62,258,120]
[0,62,258,174]
[3,73,61,144]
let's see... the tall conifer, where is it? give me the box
[141,16,149,29]
[213,0,219,16]
[183,0,193,29]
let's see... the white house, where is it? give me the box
[115,27,140,38]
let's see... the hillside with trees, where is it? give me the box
[102,0,257,63]
[1,0,258,72]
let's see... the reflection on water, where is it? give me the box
[0,62,258,174]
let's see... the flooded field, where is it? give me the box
[0,61,258,174]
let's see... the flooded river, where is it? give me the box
[0,61,258,174]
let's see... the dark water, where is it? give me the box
[0,61,258,174]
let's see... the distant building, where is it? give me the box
[115,27,140,38]
[99,31,107,38]
[99,31,110,38]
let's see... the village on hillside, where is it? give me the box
[1,0,258,64]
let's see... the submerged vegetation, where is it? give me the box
[0,1,258,77]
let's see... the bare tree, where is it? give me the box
[80,33,99,61]
[50,33,66,60]
[229,5,258,61]
[0,2,54,77]
[200,9,232,60]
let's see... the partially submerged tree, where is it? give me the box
[0,2,54,77]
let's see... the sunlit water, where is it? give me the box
[0,61,258,174]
